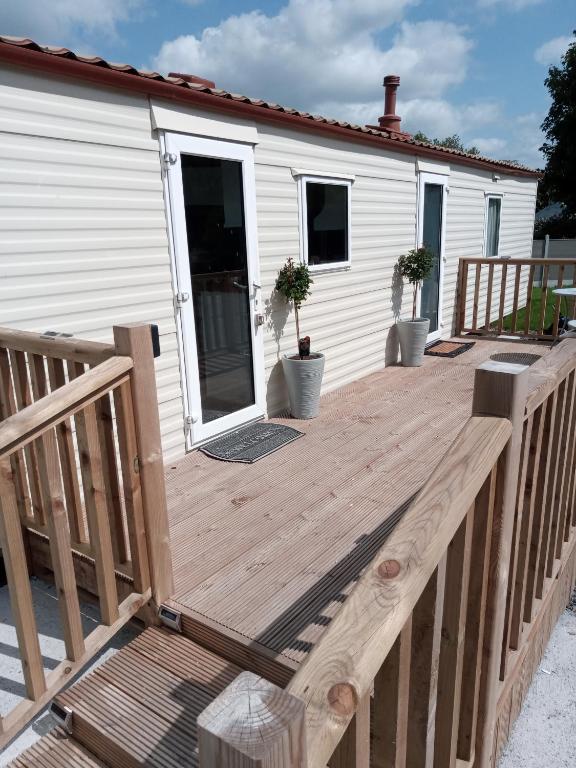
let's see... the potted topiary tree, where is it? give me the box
[275,257,325,418]
[396,247,434,366]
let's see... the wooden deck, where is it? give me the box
[165,338,551,677]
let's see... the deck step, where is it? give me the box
[8,729,108,767]
[10,627,244,768]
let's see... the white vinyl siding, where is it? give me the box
[0,66,185,461]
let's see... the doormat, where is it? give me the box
[200,422,304,463]
[424,340,475,358]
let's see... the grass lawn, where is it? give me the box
[501,287,561,333]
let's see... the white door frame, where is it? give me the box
[163,132,265,447]
[417,171,448,343]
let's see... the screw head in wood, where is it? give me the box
[377,559,401,579]
[327,682,358,717]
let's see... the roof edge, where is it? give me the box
[0,40,542,180]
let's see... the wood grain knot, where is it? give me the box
[377,559,401,579]
[327,683,358,717]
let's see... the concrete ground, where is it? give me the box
[0,577,140,766]
[499,599,576,768]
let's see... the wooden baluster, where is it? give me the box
[553,371,576,560]
[95,390,127,565]
[538,265,549,336]
[328,692,370,768]
[457,260,469,334]
[198,672,307,768]
[484,262,494,333]
[500,415,533,666]
[113,381,151,594]
[542,379,567,582]
[523,265,535,336]
[510,265,522,334]
[509,406,545,648]
[9,349,44,524]
[523,397,555,621]
[497,262,508,334]
[0,347,32,520]
[68,361,119,625]
[472,264,481,332]
[35,424,85,662]
[373,616,412,768]
[113,324,174,608]
[552,265,565,338]
[407,557,447,768]
[0,456,46,700]
[46,358,87,545]
[434,504,474,768]
[472,360,529,768]
[457,467,497,763]
[562,374,576,540]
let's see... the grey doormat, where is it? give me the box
[199,422,304,463]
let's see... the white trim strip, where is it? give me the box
[291,167,356,182]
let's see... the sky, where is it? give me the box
[0,0,573,169]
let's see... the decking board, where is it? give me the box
[167,340,552,669]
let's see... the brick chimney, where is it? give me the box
[168,72,216,89]
[367,75,410,138]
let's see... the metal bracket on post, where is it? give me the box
[50,701,73,733]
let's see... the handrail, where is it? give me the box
[0,356,133,456]
[459,257,574,266]
[526,339,576,416]
[0,326,115,364]
[285,416,511,766]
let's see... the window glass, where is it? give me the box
[305,181,349,266]
[486,197,501,257]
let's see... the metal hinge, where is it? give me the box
[158,604,182,632]
[50,701,73,733]
[162,151,177,169]
[174,291,190,310]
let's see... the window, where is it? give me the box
[299,177,351,269]
[485,196,502,257]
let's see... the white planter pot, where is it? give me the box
[282,353,325,419]
[396,318,430,367]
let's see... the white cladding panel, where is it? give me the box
[0,67,185,461]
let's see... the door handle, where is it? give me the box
[233,280,248,290]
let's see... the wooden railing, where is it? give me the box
[0,324,173,746]
[196,340,576,768]
[456,257,576,339]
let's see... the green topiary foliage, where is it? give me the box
[275,257,313,354]
[397,247,434,321]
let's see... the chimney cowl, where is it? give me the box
[366,74,410,138]
[168,72,216,89]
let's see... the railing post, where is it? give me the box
[198,672,308,768]
[472,360,529,768]
[113,324,173,608]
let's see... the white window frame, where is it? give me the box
[297,174,352,272]
[484,194,503,258]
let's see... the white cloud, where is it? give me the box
[534,35,572,66]
[152,2,472,117]
[468,137,507,154]
[477,0,544,10]
[0,0,145,45]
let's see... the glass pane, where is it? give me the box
[306,182,349,266]
[181,154,255,424]
[486,197,501,257]
[420,183,443,333]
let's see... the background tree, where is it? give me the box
[540,32,576,214]
[412,131,480,156]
